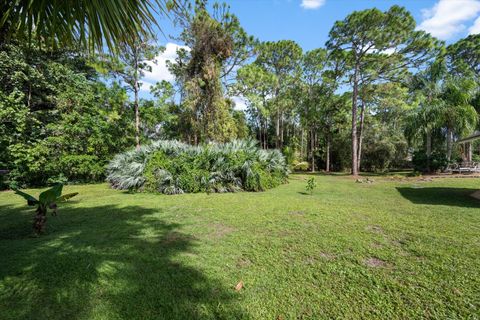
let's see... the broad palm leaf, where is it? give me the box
[1,0,176,52]
[13,184,78,234]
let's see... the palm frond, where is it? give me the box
[1,0,176,53]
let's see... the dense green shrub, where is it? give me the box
[412,151,449,173]
[107,140,289,194]
[292,161,309,171]
[57,155,105,182]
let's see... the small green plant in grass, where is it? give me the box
[13,184,78,234]
[305,177,317,194]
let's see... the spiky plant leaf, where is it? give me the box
[57,192,79,202]
[12,189,38,206]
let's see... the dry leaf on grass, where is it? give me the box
[234,281,244,291]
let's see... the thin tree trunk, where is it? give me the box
[134,83,140,150]
[301,129,304,159]
[446,128,453,161]
[351,64,359,176]
[326,135,330,172]
[133,43,141,150]
[357,99,366,172]
[280,111,284,149]
[33,206,47,234]
[275,110,280,149]
[257,115,262,147]
[310,128,315,172]
[467,142,472,162]
[285,117,289,146]
[426,131,432,172]
[264,118,268,149]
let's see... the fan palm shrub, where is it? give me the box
[106,139,289,194]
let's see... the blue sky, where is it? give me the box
[140,0,480,100]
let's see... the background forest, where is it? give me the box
[1,0,479,188]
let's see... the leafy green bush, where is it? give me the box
[107,140,289,194]
[412,151,449,173]
[57,155,105,182]
[293,161,309,171]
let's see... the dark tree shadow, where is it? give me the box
[0,203,248,320]
[396,187,480,208]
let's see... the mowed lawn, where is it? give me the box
[0,174,479,319]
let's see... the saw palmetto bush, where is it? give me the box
[106,140,289,194]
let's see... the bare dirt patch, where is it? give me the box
[288,210,306,215]
[366,225,385,235]
[371,241,384,249]
[207,223,235,239]
[364,257,389,268]
[236,257,253,268]
[319,252,336,260]
[162,231,196,245]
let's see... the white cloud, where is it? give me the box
[418,0,480,40]
[139,80,155,91]
[301,0,325,10]
[231,96,248,111]
[469,16,480,34]
[140,42,190,92]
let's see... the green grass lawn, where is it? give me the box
[1,174,479,319]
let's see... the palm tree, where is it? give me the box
[0,0,175,52]
[440,77,478,160]
[406,63,478,166]
[406,61,445,165]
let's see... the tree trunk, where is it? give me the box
[357,99,366,172]
[275,110,281,149]
[133,43,141,150]
[33,206,47,234]
[134,83,140,150]
[446,128,453,161]
[426,131,432,172]
[263,118,268,149]
[280,111,284,149]
[301,129,304,159]
[310,129,315,172]
[351,64,359,176]
[466,142,472,162]
[257,117,260,143]
[326,136,330,172]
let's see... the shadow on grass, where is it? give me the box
[396,187,480,208]
[0,203,247,320]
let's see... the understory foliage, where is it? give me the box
[0,41,134,187]
[106,140,289,194]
